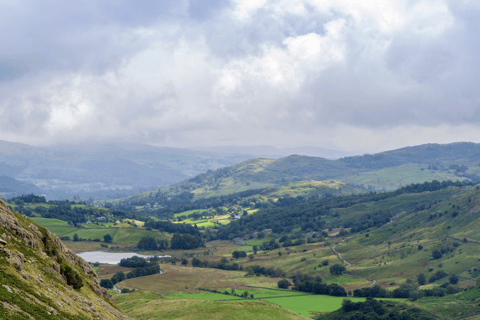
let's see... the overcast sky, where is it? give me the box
[0,0,479,153]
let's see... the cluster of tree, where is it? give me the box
[199,287,254,299]
[232,251,247,259]
[119,256,154,268]
[170,233,204,249]
[353,281,462,300]
[216,180,469,240]
[353,286,390,298]
[7,196,144,224]
[329,264,346,275]
[320,298,436,320]
[245,265,286,278]
[343,211,393,233]
[9,194,46,204]
[281,238,307,247]
[144,220,201,237]
[291,272,346,297]
[100,271,126,289]
[426,270,448,283]
[125,265,160,279]
[136,236,168,250]
[191,257,241,271]
[101,258,161,289]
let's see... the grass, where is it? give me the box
[116,291,309,320]
[34,217,170,246]
[339,163,467,192]
[267,295,365,317]
[167,292,243,300]
[30,217,69,226]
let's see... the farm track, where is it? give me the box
[330,244,376,287]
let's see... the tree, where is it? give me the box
[100,279,113,289]
[432,250,442,259]
[103,234,112,243]
[449,274,459,284]
[137,236,158,250]
[253,245,258,254]
[232,251,247,259]
[329,264,346,275]
[73,233,79,242]
[278,279,291,289]
[111,272,126,285]
[417,273,426,285]
[192,258,201,267]
[181,258,188,266]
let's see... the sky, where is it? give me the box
[0,0,479,154]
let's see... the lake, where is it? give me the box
[77,251,171,264]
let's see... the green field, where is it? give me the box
[31,217,69,226]
[115,290,309,320]
[267,295,366,317]
[167,292,243,301]
[117,289,404,319]
[31,217,169,244]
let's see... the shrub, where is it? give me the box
[232,251,247,259]
[60,263,83,290]
[429,270,448,283]
[329,264,346,275]
[100,279,113,289]
[278,279,291,289]
[432,250,442,259]
[417,274,426,285]
[449,274,459,284]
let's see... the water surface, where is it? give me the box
[77,251,171,264]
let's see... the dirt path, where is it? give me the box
[330,244,376,287]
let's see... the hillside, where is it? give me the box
[0,198,132,319]
[114,142,480,209]
[0,175,43,198]
[0,140,253,200]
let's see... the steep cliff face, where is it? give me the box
[0,199,133,320]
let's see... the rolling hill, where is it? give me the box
[114,142,480,209]
[0,140,254,200]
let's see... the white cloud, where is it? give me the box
[0,0,479,153]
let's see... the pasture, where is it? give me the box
[115,291,309,320]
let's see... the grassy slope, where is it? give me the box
[115,290,310,320]
[112,142,480,206]
[0,199,131,320]
[31,217,169,248]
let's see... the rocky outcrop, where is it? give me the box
[0,198,133,320]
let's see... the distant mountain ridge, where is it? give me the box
[0,175,43,195]
[191,145,353,159]
[0,140,256,200]
[115,142,480,207]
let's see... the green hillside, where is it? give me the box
[0,198,132,319]
[112,142,480,209]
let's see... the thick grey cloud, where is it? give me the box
[1,0,480,153]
